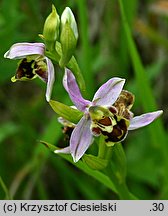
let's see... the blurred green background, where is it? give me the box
[0,0,168,199]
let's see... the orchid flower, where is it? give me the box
[4,42,55,101]
[55,69,163,162]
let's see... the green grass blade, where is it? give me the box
[77,0,94,94]
[118,0,168,198]
[0,176,12,200]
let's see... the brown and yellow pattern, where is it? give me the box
[89,90,135,145]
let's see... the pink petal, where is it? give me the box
[63,68,90,112]
[70,116,93,162]
[128,110,163,130]
[45,57,55,102]
[4,43,45,59]
[92,77,125,106]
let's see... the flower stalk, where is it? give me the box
[104,143,137,199]
[54,41,86,95]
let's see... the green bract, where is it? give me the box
[82,154,108,170]
[49,100,83,124]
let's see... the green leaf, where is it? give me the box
[40,140,117,194]
[49,100,83,124]
[40,141,57,152]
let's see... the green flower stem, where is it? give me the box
[105,163,137,200]
[55,41,86,95]
[104,143,138,200]
[98,136,113,163]
[97,137,127,197]
[46,42,86,96]
[98,136,107,159]
[105,146,113,161]
[45,50,60,63]
[67,56,86,96]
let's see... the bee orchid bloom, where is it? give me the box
[55,69,163,162]
[4,42,55,101]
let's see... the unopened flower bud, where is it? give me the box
[43,5,60,51]
[61,7,78,40]
[59,7,78,67]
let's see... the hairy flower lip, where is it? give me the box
[55,68,163,163]
[4,42,55,102]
